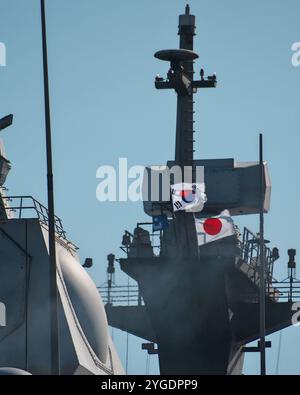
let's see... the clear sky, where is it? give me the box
[0,0,300,375]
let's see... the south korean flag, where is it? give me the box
[171,183,207,213]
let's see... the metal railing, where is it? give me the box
[267,282,300,301]
[0,195,76,248]
[100,223,300,306]
[98,284,143,306]
[238,227,300,301]
[239,227,275,284]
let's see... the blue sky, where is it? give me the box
[0,0,300,375]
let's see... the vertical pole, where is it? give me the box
[289,271,293,302]
[40,0,60,375]
[25,220,28,371]
[176,5,195,169]
[259,133,266,375]
[175,6,199,258]
[107,282,111,305]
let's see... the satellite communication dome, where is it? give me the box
[59,249,109,363]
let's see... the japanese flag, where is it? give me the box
[195,210,235,246]
[171,183,207,213]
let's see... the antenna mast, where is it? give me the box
[40,0,60,375]
[154,5,217,255]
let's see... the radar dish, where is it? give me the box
[154,49,199,62]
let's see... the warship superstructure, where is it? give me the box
[0,3,298,377]
[0,121,124,374]
[100,5,299,375]
[0,3,124,374]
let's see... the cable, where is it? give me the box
[145,353,150,375]
[275,330,283,375]
[125,331,129,374]
[125,275,130,374]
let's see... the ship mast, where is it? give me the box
[175,4,196,170]
[155,5,216,174]
[154,5,216,257]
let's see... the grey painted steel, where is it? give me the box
[0,2,125,376]
[0,137,124,374]
[0,368,31,375]
[143,159,271,217]
[59,249,109,364]
[106,6,294,375]
[0,218,124,375]
[105,305,156,343]
[154,49,199,62]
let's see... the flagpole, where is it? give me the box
[259,133,266,375]
[41,0,60,375]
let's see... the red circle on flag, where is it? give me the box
[180,189,195,203]
[203,218,222,235]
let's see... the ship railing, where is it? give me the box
[239,227,275,280]
[267,281,300,301]
[237,227,278,300]
[98,284,144,306]
[243,284,300,302]
[0,195,78,249]
[237,227,300,301]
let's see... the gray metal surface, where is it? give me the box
[102,5,294,376]
[154,49,199,62]
[0,139,124,375]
